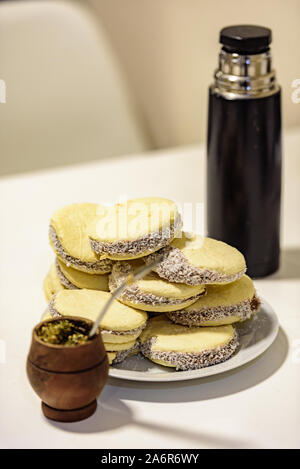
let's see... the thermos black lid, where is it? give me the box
[220,25,272,54]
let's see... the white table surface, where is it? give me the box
[1,129,300,449]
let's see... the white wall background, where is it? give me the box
[1,0,300,175]
[90,0,300,147]
[0,0,150,176]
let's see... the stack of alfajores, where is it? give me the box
[44,198,260,370]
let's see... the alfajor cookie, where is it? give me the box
[47,289,148,345]
[104,338,140,365]
[49,203,113,274]
[88,197,182,260]
[109,260,206,313]
[145,232,246,285]
[107,343,139,366]
[139,314,239,371]
[167,275,261,327]
[43,264,65,302]
[55,258,109,291]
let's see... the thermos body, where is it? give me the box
[207,89,281,277]
[206,25,282,278]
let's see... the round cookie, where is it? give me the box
[144,232,246,285]
[42,312,53,321]
[109,260,206,313]
[104,339,136,352]
[88,197,182,260]
[47,289,148,344]
[55,258,109,291]
[43,264,65,302]
[107,342,139,365]
[49,203,113,274]
[167,275,261,327]
[139,314,239,371]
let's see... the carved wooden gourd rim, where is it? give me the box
[33,316,99,349]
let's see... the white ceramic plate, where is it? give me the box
[109,298,279,382]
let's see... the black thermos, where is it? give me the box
[207,25,282,278]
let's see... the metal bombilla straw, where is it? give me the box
[89,255,163,338]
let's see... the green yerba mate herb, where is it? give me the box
[37,319,90,346]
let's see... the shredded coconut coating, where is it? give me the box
[49,225,112,274]
[144,245,246,285]
[167,294,261,326]
[48,298,61,318]
[112,342,140,365]
[140,330,239,371]
[47,297,146,337]
[109,261,205,307]
[55,258,78,290]
[89,213,182,258]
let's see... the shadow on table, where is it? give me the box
[47,392,252,448]
[46,327,288,448]
[268,247,300,280]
